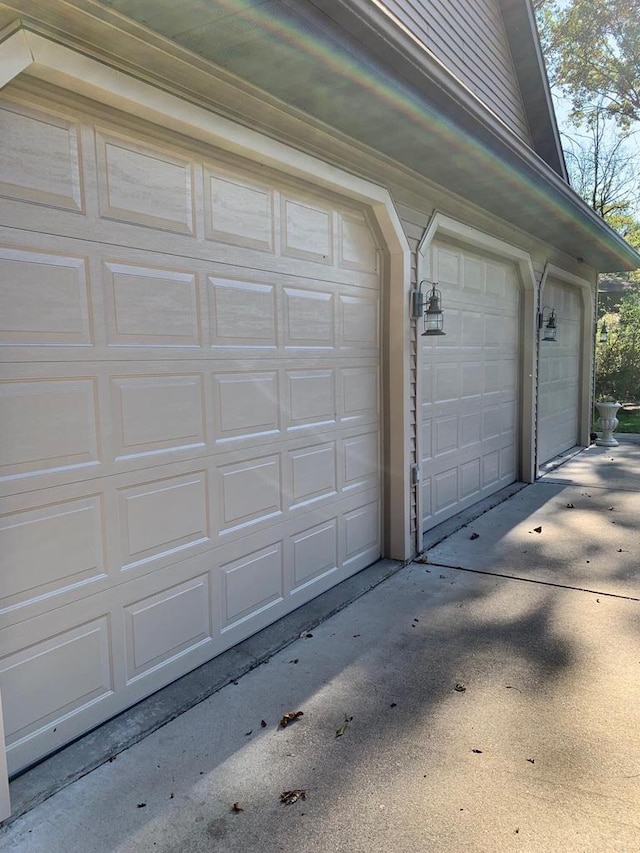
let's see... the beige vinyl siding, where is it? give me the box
[396,202,433,547]
[379,0,532,144]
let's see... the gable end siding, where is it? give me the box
[379,0,533,144]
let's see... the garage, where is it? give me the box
[537,278,583,465]
[420,239,520,531]
[0,89,383,773]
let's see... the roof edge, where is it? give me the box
[497,0,569,180]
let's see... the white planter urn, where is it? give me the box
[595,401,621,447]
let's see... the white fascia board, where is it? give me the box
[0,24,33,88]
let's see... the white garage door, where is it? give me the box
[420,240,519,531]
[0,90,382,773]
[537,280,582,465]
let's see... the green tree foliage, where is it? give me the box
[537,0,640,127]
[596,291,640,400]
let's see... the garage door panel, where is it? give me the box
[0,247,91,346]
[216,453,282,535]
[0,378,100,484]
[0,100,83,212]
[0,90,383,773]
[0,616,113,754]
[288,442,337,509]
[460,458,481,498]
[281,194,333,265]
[285,368,335,430]
[112,373,206,459]
[421,241,519,531]
[104,262,201,347]
[1,360,378,498]
[538,279,582,464]
[213,370,280,441]
[338,212,379,274]
[95,129,196,236]
[289,518,338,592]
[118,470,210,569]
[204,165,275,253]
[0,233,379,365]
[434,414,458,455]
[0,495,105,617]
[210,276,277,349]
[124,574,212,684]
[342,430,379,491]
[220,541,284,631]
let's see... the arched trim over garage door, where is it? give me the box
[0,26,413,560]
[537,263,594,470]
[416,213,537,534]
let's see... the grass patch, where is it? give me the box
[616,407,640,433]
[594,406,640,434]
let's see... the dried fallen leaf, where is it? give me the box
[335,715,353,738]
[280,789,306,805]
[261,720,267,728]
[566,503,575,508]
[526,758,535,764]
[533,526,542,533]
[137,802,146,809]
[390,702,397,708]
[471,749,483,754]
[608,506,615,511]
[280,711,304,728]
[231,802,244,813]
[244,730,252,737]
[454,682,466,693]
[469,532,480,540]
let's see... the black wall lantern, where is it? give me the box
[538,306,557,342]
[411,280,446,336]
[599,320,608,343]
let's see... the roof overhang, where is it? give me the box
[2,0,639,273]
[497,0,569,180]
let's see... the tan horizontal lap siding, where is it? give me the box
[380,0,532,144]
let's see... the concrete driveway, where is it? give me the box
[1,442,639,852]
